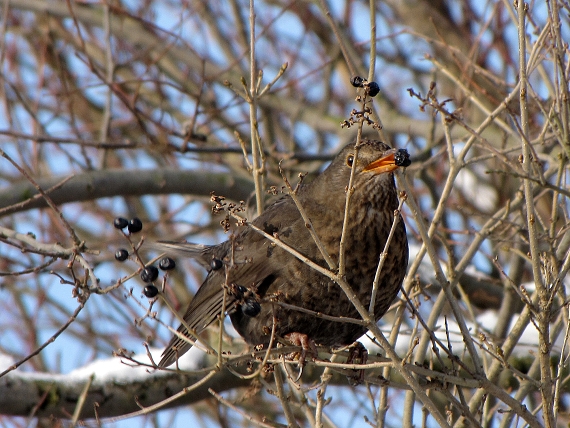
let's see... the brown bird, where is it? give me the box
[158,139,409,368]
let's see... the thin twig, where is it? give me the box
[157,294,218,356]
[338,117,365,276]
[314,354,339,428]
[107,371,218,422]
[248,0,264,216]
[70,374,94,427]
[225,309,277,380]
[279,162,336,270]
[274,365,300,428]
[0,302,86,378]
[368,193,406,315]
[517,1,554,426]
[209,388,286,428]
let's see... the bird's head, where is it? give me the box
[310,140,410,194]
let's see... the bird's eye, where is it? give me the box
[346,154,354,167]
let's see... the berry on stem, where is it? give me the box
[350,76,365,87]
[141,265,159,282]
[143,285,158,298]
[128,218,143,233]
[115,249,129,261]
[159,257,176,271]
[114,217,128,230]
[367,82,380,97]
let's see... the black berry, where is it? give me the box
[113,217,128,230]
[367,82,380,97]
[115,248,129,261]
[159,257,176,271]
[395,149,411,167]
[140,265,159,282]
[127,218,143,233]
[242,299,261,317]
[143,285,158,298]
[350,76,365,87]
[210,258,223,271]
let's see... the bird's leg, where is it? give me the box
[346,341,368,385]
[284,332,318,364]
[283,332,318,380]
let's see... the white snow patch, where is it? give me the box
[0,353,16,372]
[1,345,207,385]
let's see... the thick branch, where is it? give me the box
[0,169,254,217]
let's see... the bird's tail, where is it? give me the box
[154,240,213,269]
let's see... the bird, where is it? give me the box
[157,139,409,368]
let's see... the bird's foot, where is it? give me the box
[284,332,318,365]
[283,332,318,381]
[346,341,368,385]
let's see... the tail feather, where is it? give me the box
[155,240,212,269]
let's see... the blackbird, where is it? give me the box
[158,139,409,368]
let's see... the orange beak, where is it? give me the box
[363,150,399,174]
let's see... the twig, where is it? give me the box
[274,365,300,428]
[316,0,358,77]
[0,302,86,378]
[209,388,286,428]
[338,117,365,276]
[273,301,366,326]
[233,214,335,280]
[157,293,218,357]
[314,354,338,428]
[368,192,406,315]
[400,175,484,373]
[0,174,74,217]
[70,374,94,427]
[225,309,277,380]
[248,0,264,216]
[107,371,218,422]
[259,62,288,97]
[0,157,98,287]
[553,306,570,421]
[0,149,84,249]
[99,1,114,153]
[517,1,554,426]
[279,162,336,270]
[217,286,229,369]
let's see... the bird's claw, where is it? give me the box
[283,332,318,381]
[346,341,368,385]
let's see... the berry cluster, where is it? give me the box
[112,216,176,299]
[113,217,143,233]
[341,76,383,130]
[350,76,380,97]
[113,217,143,262]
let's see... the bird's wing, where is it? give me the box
[158,244,280,367]
[159,197,306,367]
[158,267,231,367]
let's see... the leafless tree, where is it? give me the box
[0,0,568,427]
